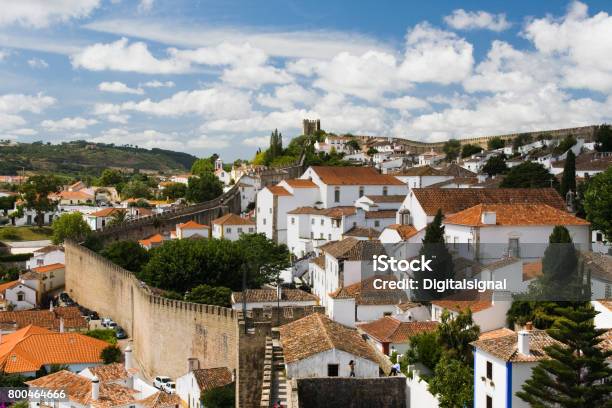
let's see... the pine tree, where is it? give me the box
[540,226,585,301]
[517,304,612,407]
[414,209,454,301]
[560,149,576,197]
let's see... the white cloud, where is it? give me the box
[138,0,154,13]
[444,9,511,32]
[523,1,612,92]
[89,128,231,151]
[27,58,49,68]
[142,80,175,88]
[41,116,98,131]
[242,135,270,147]
[399,23,474,84]
[0,50,9,61]
[0,93,56,114]
[10,128,38,136]
[99,81,144,95]
[257,84,317,110]
[71,37,191,74]
[187,135,232,149]
[385,95,430,111]
[0,0,100,28]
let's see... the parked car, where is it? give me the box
[89,311,100,320]
[162,382,176,394]
[101,318,116,328]
[154,376,171,389]
[115,327,128,339]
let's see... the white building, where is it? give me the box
[443,203,591,262]
[431,290,511,333]
[211,213,255,240]
[85,208,125,230]
[26,245,65,269]
[230,288,319,310]
[471,325,560,408]
[592,299,612,329]
[176,362,233,408]
[389,166,452,190]
[278,313,380,379]
[173,220,210,239]
[358,317,438,355]
[1,280,37,310]
[314,136,356,154]
[417,150,445,166]
[378,224,420,244]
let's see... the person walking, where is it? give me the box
[349,360,356,377]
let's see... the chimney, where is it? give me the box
[481,211,497,225]
[49,302,54,312]
[124,345,133,370]
[187,357,200,372]
[59,317,64,333]
[518,322,532,356]
[277,284,282,302]
[91,376,100,400]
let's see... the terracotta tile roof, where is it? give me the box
[343,226,380,238]
[287,206,356,218]
[580,251,612,283]
[90,208,125,217]
[232,289,318,303]
[192,367,233,392]
[266,185,292,196]
[0,326,110,373]
[599,329,612,354]
[471,329,562,362]
[310,166,404,185]
[478,328,515,341]
[309,255,326,269]
[444,204,589,227]
[319,238,386,261]
[139,390,182,408]
[432,290,493,313]
[212,213,255,226]
[365,210,396,219]
[0,307,87,331]
[396,301,423,312]
[56,191,94,200]
[32,263,64,273]
[278,313,379,364]
[411,188,565,215]
[34,245,64,254]
[390,166,445,176]
[329,275,408,306]
[87,363,130,382]
[385,224,418,240]
[441,163,477,177]
[0,280,19,293]
[177,220,209,230]
[363,195,405,203]
[284,179,318,188]
[522,260,543,281]
[138,233,164,247]
[359,317,438,343]
[552,151,612,171]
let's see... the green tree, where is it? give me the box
[100,240,150,272]
[414,210,454,301]
[366,147,378,156]
[428,355,474,408]
[594,123,612,152]
[19,175,61,227]
[0,373,27,387]
[500,161,557,188]
[583,167,612,241]
[437,309,480,365]
[560,149,576,197]
[120,180,151,199]
[191,157,215,175]
[517,305,612,407]
[512,133,532,150]
[556,135,577,154]
[443,139,461,161]
[487,136,505,150]
[346,139,360,151]
[0,195,16,216]
[162,182,187,200]
[540,226,581,299]
[185,173,223,203]
[51,212,91,244]
[98,169,124,186]
[201,384,235,408]
[265,129,284,164]
[85,329,118,345]
[101,345,122,364]
[107,209,128,227]
[482,155,508,176]
[185,284,232,307]
[401,331,441,372]
[460,143,483,158]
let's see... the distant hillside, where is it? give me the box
[0,141,197,176]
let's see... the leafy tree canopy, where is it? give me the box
[594,123,612,152]
[428,355,474,408]
[202,383,235,408]
[101,345,122,364]
[482,155,508,176]
[185,172,223,203]
[98,169,125,186]
[443,139,461,161]
[499,161,557,188]
[487,136,505,150]
[560,149,576,197]
[162,182,187,200]
[120,180,151,199]
[51,212,91,244]
[19,175,61,227]
[185,284,232,307]
[583,167,612,241]
[85,329,118,345]
[460,143,483,158]
[100,240,150,272]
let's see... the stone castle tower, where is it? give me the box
[302,118,321,136]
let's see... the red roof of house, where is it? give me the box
[444,204,589,227]
[310,166,405,185]
[32,263,65,273]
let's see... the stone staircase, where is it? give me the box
[270,339,288,407]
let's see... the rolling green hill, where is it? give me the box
[0,140,197,177]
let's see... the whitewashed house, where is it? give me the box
[26,245,64,269]
[389,166,451,189]
[278,313,380,379]
[211,213,255,240]
[173,220,210,239]
[417,150,445,166]
[431,290,511,333]
[358,317,438,355]
[85,208,125,230]
[176,361,233,408]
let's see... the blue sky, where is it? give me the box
[1,0,611,161]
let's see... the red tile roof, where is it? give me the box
[284,179,318,188]
[432,290,493,313]
[212,213,255,226]
[385,224,418,240]
[310,166,405,185]
[90,208,125,217]
[138,233,164,247]
[364,210,396,219]
[359,317,438,344]
[329,275,408,305]
[444,204,589,227]
[192,367,233,392]
[266,185,292,196]
[177,220,209,229]
[0,307,87,331]
[32,263,65,273]
[471,329,562,362]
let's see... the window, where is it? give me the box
[101,219,106,227]
[467,238,473,252]
[486,361,492,380]
[226,228,232,233]
[17,291,25,301]
[291,217,295,225]
[359,186,364,197]
[374,220,380,228]
[605,284,611,299]
[257,207,260,213]
[37,259,44,266]
[237,227,243,233]
[328,234,331,240]
[453,237,458,249]
[509,238,520,257]
[320,219,324,226]
[311,218,315,225]
[327,364,339,377]
[383,312,392,316]
[320,233,324,239]
[486,395,492,408]
[263,218,266,225]
[310,232,314,239]
[334,187,340,203]
[382,186,388,196]
[269,208,272,214]
[596,232,603,242]
[249,228,254,233]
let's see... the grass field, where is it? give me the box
[0,226,53,241]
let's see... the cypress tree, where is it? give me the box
[414,209,454,301]
[560,149,576,197]
[517,304,612,407]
